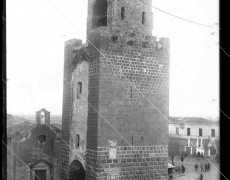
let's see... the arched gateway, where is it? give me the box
[69,160,85,180]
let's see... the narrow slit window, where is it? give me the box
[77,82,82,99]
[130,88,132,98]
[187,128,190,136]
[76,134,80,148]
[142,11,146,24]
[121,7,125,20]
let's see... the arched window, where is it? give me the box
[75,134,80,148]
[121,7,125,20]
[77,82,82,99]
[92,0,108,28]
[142,11,146,24]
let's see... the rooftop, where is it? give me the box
[169,117,219,125]
[7,121,61,141]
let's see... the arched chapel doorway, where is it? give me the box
[69,160,85,180]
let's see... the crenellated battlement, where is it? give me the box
[88,30,169,57]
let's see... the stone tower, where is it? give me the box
[61,0,170,179]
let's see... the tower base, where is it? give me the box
[86,145,168,180]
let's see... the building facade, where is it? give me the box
[7,108,62,180]
[168,117,219,156]
[61,0,170,179]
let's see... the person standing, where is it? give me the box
[204,164,207,172]
[208,162,210,171]
[195,164,198,172]
[200,173,203,180]
[181,156,184,162]
[200,163,204,172]
[182,165,186,174]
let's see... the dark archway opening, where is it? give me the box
[92,0,108,29]
[69,160,85,180]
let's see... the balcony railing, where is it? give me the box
[169,134,218,140]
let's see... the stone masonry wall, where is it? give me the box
[85,0,170,174]
[97,34,169,147]
[83,27,170,179]
[61,38,99,179]
[69,61,89,168]
[61,39,83,180]
[85,21,170,141]
[86,145,168,180]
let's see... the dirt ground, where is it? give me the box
[168,155,220,180]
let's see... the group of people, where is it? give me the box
[175,165,186,174]
[195,162,211,180]
[195,162,210,172]
[197,151,204,157]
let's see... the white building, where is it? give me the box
[169,117,219,156]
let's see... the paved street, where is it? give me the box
[169,155,220,180]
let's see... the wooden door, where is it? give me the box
[35,170,46,180]
[186,147,191,155]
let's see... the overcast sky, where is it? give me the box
[6,0,219,119]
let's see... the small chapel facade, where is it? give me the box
[7,108,62,180]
